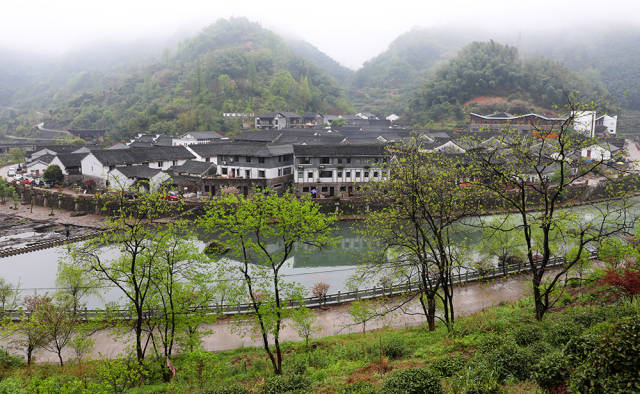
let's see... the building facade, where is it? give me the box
[292,145,388,198]
[469,112,565,133]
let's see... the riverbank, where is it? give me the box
[6,270,540,363]
[0,274,636,393]
[0,201,105,229]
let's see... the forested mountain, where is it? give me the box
[345,27,640,123]
[513,29,640,112]
[2,18,352,140]
[348,28,469,114]
[4,21,640,139]
[286,39,353,84]
[408,41,606,126]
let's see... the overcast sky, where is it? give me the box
[2,0,639,69]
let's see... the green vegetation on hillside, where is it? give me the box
[408,41,606,125]
[348,29,465,115]
[0,279,638,393]
[5,18,352,141]
[286,39,353,84]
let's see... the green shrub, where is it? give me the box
[510,325,541,346]
[563,321,612,364]
[531,351,569,391]
[209,384,250,394]
[381,337,407,360]
[261,375,311,394]
[287,354,308,375]
[381,368,442,394]
[543,321,582,347]
[475,333,508,353]
[569,315,640,393]
[0,377,26,394]
[0,348,25,370]
[430,354,468,377]
[449,363,502,394]
[476,342,534,382]
[340,381,378,394]
[95,356,147,394]
[306,349,332,369]
[173,350,222,390]
[526,340,554,356]
[569,309,604,328]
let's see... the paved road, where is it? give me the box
[0,163,16,180]
[9,273,534,363]
[624,140,640,172]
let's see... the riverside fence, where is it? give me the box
[4,253,593,322]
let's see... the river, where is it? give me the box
[1,197,638,308]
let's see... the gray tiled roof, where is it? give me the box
[189,142,293,157]
[169,160,216,176]
[293,144,387,157]
[91,146,195,166]
[55,153,88,168]
[184,131,223,140]
[112,166,164,179]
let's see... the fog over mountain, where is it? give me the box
[2,0,640,69]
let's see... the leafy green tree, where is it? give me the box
[43,165,64,185]
[200,189,337,375]
[358,141,480,331]
[37,300,75,367]
[7,148,24,163]
[0,179,17,204]
[478,216,526,275]
[67,193,178,364]
[140,220,227,380]
[55,261,100,315]
[290,307,318,349]
[467,100,632,321]
[12,295,51,365]
[348,300,374,334]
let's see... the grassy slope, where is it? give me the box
[2,278,637,393]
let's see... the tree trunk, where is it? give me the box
[533,281,546,321]
[427,296,436,331]
[57,350,64,367]
[135,309,144,364]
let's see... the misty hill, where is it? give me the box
[286,39,353,83]
[3,18,352,140]
[407,41,605,126]
[348,29,470,114]
[510,29,640,112]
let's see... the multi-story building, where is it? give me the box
[595,114,618,135]
[255,112,287,130]
[469,112,565,133]
[172,131,224,146]
[292,144,388,198]
[187,141,294,196]
[80,146,195,187]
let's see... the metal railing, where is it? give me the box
[2,252,593,322]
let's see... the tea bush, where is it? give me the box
[261,375,311,394]
[531,351,569,391]
[381,368,442,394]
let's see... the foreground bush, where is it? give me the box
[430,354,468,377]
[531,351,568,391]
[569,315,640,393]
[262,375,311,394]
[475,342,534,382]
[382,368,442,394]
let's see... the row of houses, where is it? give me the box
[21,113,627,199]
[254,112,395,130]
[469,111,618,136]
